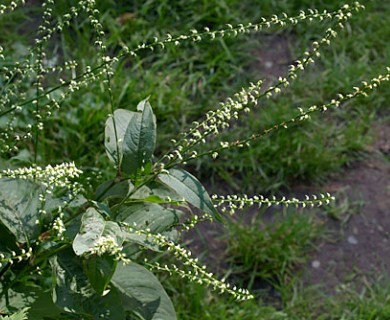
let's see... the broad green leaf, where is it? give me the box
[45,194,87,214]
[122,99,156,175]
[27,291,69,320]
[50,251,91,314]
[83,254,117,296]
[158,169,221,220]
[50,250,125,319]
[0,284,38,315]
[105,108,136,165]
[129,195,185,206]
[111,262,176,320]
[117,202,181,233]
[117,203,182,257]
[64,215,82,242]
[95,179,133,201]
[72,209,123,293]
[130,181,183,202]
[72,208,105,256]
[42,194,87,227]
[0,178,44,243]
[122,233,159,257]
[140,194,167,203]
[73,208,124,256]
[102,221,124,245]
[82,221,122,294]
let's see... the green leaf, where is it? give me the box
[82,220,123,294]
[95,179,133,201]
[129,181,183,202]
[73,208,124,256]
[50,250,125,319]
[122,232,159,257]
[117,202,181,234]
[116,203,182,257]
[102,221,124,245]
[45,194,87,214]
[0,283,38,315]
[72,208,105,256]
[158,169,221,220]
[105,108,137,165]
[83,254,117,296]
[0,178,44,243]
[27,291,69,320]
[122,99,156,175]
[72,209,123,294]
[111,262,176,320]
[129,195,184,206]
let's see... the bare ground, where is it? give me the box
[303,122,390,292]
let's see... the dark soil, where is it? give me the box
[303,122,390,292]
[250,34,293,87]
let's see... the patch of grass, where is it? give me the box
[223,209,323,285]
[323,188,364,225]
[162,260,390,319]
[161,272,288,320]
[281,280,390,320]
[326,282,390,320]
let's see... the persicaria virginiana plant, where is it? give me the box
[0,1,389,319]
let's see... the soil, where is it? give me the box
[303,122,390,293]
[250,34,293,86]
[184,34,390,296]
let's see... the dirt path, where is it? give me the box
[304,122,390,292]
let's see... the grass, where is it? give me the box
[223,209,324,285]
[160,252,390,319]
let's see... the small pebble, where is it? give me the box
[265,61,273,69]
[312,260,321,269]
[347,235,358,245]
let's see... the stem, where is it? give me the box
[33,243,70,266]
[0,262,11,280]
[33,44,43,164]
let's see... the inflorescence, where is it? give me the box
[0,247,33,268]
[123,223,253,301]
[0,162,83,193]
[86,235,131,265]
[187,66,390,160]
[158,3,363,167]
[0,0,25,15]
[212,193,336,215]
